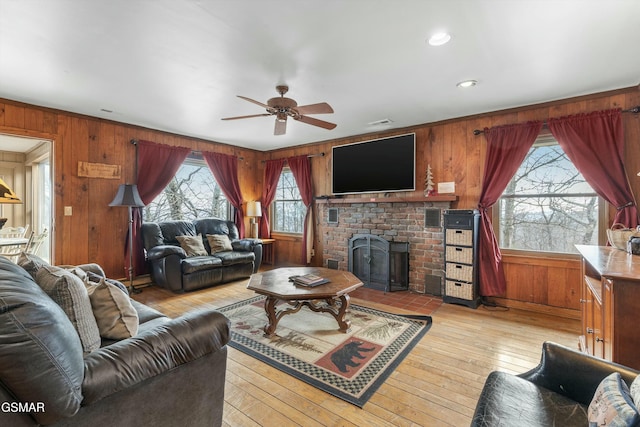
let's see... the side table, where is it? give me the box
[260,238,276,265]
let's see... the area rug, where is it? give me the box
[218,295,432,407]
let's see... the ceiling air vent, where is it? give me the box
[367,118,393,126]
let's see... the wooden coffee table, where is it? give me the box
[247,267,364,337]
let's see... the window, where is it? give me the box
[271,168,304,234]
[143,155,231,222]
[495,134,600,254]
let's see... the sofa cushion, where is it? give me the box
[0,257,84,425]
[472,371,588,427]
[35,264,102,353]
[213,250,255,266]
[86,278,139,340]
[141,221,164,250]
[194,217,239,240]
[159,220,196,245]
[181,255,223,274]
[177,234,208,256]
[207,234,233,254]
[588,372,640,426]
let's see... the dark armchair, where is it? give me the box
[471,341,640,426]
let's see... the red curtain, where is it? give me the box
[288,155,313,264]
[131,140,190,275]
[259,159,285,238]
[202,151,246,238]
[548,109,638,227]
[478,121,542,296]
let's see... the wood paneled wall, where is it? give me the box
[2,85,639,313]
[0,99,261,278]
[264,86,640,314]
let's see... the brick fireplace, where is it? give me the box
[317,197,455,294]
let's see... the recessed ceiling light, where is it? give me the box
[428,32,451,46]
[456,80,478,88]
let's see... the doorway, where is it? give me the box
[0,133,53,262]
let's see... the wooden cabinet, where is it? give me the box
[443,210,480,309]
[576,245,640,369]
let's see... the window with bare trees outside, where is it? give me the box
[143,155,231,222]
[496,134,600,254]
[272,168,304,234]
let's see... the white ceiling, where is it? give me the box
[0,0,639,152]
[0,133,48,153]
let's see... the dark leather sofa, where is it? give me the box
[471,341,640,426]
[142,218,262,292]
[0,256,230,427]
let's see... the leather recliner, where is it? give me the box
[141,218,262,292]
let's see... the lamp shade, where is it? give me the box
[246,201,262,217]
[109,184,145,207]
[0,177,22,204]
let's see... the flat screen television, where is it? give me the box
[332,133,415,195]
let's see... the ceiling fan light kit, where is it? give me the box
[222,85,336,136]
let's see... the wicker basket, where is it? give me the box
[607,223,640,250]
[446,229,473,246]
[446,280,474,300]
[446,246,473,264]
[446,262,473,282]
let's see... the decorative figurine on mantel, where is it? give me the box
[424,164,436,197]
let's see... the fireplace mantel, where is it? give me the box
[315,195,457,204]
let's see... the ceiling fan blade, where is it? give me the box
[237,95,270,109]
[274,117,287,135]
[295,102,334,115]
[295,115,337,130]
[221,113,271,121]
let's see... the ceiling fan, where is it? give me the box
[221,85,336,135]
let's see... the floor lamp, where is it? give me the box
[109,184,145,294]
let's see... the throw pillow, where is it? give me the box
[17,252,50,279]
[207,234,233,254]
[588,372,640,427]
[177,234,208,257]
[85,270,129,294]
[631,375,640,410]
[35,265,101,353]
[85,278,139,340]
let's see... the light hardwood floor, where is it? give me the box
[133,277,580,427]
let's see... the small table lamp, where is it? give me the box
[109,184,145,293]
[246,201,262,239]
[0,177,22,230]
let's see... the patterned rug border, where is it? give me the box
[218,295,433,407]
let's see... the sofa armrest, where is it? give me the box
[233,239,263,272]
[81,309,230,404]
[146,244,186,261]
[232,238,261,252]
[518,341,640,405]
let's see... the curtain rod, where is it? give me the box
[129,139,245,160]
[260,152,325,163]
[472,105,640,135]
